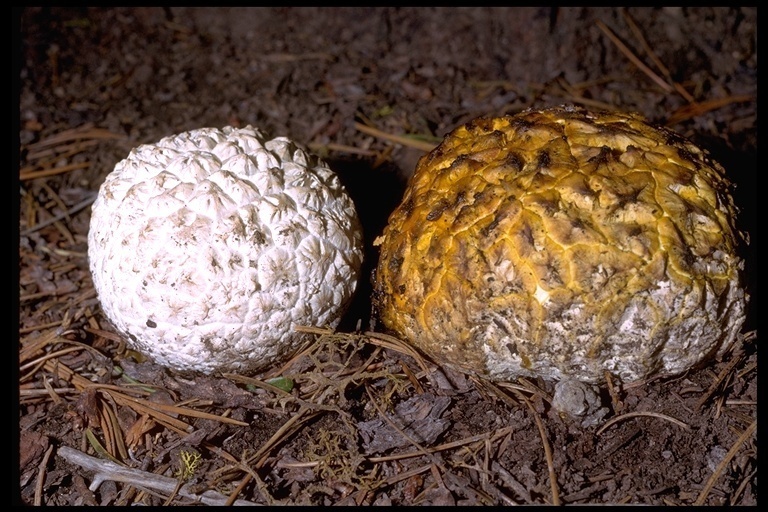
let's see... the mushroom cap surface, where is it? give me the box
[89,126,363,374]
[373,106,748,384]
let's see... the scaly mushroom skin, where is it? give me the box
[373,106,748,384]
[89,126,363,374]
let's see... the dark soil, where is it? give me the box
[17,7,757,506]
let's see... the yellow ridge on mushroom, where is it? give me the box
[373,105,749,384]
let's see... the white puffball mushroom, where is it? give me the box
[88,126,364,374]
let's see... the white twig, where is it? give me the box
[57,446,260,506]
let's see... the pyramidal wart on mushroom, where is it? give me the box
[88,126,364,374]
[373,106,750,390]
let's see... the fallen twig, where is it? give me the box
[365,331,431,376]
[20,194,97,235]
[621,9,696,103]
[354,121,437,152]
[666,94,754,126]
[595,19,675,94]
[694,421,756,505]
[40,357,246,437]
[730,468,758,506]
[19,161,92,181]
[695,346,747,411]
[513,388,560,505]
[24,124,124,150]
[486,380,560,505]
[596,411,690,436]
[35,444,55,506]
[217,406,321,505]
[57,445,259,506]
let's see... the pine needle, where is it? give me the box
[666,94,754,125]
[513,388,560,505]
[621,9,696,103]
[595,19,675,94]
[695,421,756,505]
[596,411,690,436]
[354,121,437,152]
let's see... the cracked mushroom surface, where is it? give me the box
[373,106,748,384]
[88,126,363,374]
